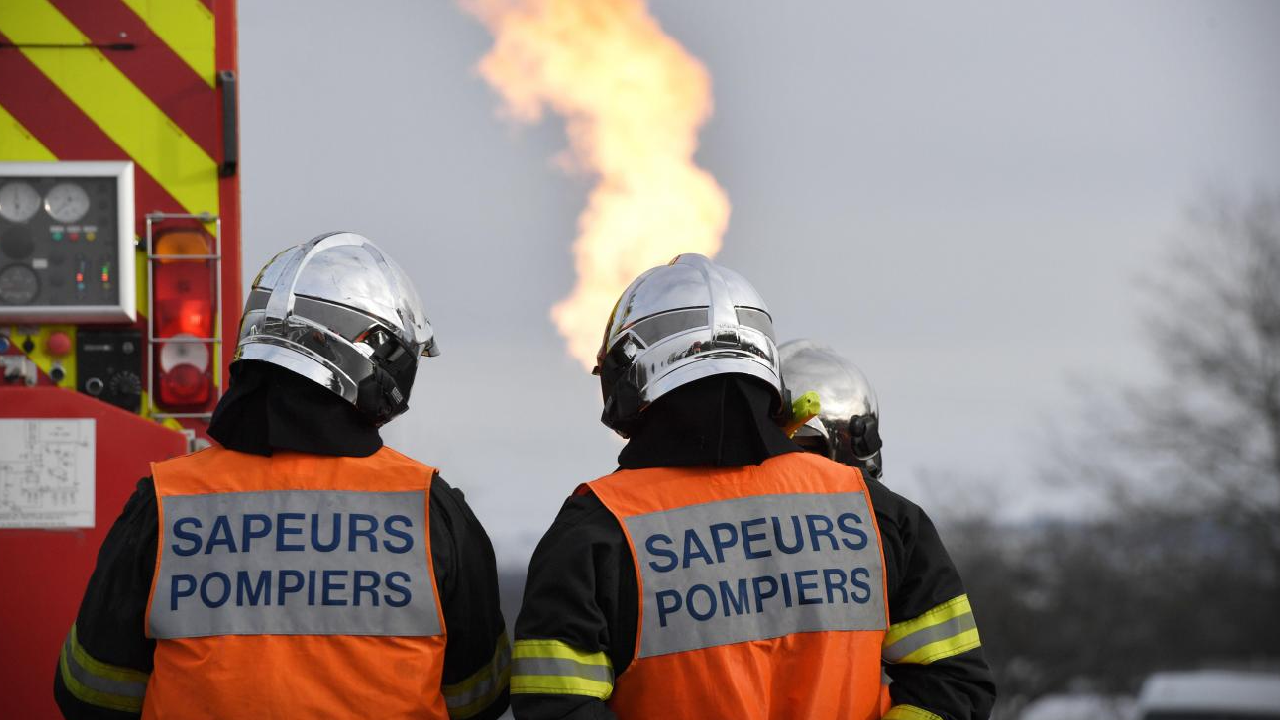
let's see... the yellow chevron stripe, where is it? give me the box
[0,103,56,161]
[121,0,215,87]
[0,0,218,217]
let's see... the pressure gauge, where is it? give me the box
[0,160,135,322]
[44,182,91,223]
[0,264,40,305]
[0,181,41,223]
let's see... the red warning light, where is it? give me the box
[153,229,214,408]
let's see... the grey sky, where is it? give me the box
[238,0,1280,565]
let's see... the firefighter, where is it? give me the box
[779,339,884,480]
[780,338,994,717]
[511,254,995,720]
[54,233,510,720]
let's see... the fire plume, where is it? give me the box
[464,0,731,369]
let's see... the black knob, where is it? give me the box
[50,365,65,383]
[85,377,104,395]
[21,337,35,353]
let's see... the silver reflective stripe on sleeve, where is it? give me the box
[510,640,614,699]
[58,624,148,713]
[882,611,977,662]
[510,657,614,684]
[882,594,981,665]
[442,632,512,719]
[149,489,440,638]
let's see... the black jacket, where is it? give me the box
[54,362,510,720]
[512,376,995,720]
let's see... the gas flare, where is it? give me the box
[464,0,731,369]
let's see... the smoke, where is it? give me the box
[463,0,731,369]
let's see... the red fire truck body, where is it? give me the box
[0,1,242,716]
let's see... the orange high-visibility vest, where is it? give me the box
[143,446,448,720]
[586,451,889,720]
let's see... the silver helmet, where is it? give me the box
[779,339,883,479]
[594,253,785,437]
[235,232,438,425]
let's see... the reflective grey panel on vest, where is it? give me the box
[624,492,885,658]
[149,490,439,639]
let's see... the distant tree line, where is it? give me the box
[943,191,1280,717]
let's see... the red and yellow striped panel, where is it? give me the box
[0,0,220,224]
[0,0,241,413]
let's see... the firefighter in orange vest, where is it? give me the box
[510,254,995,720]
[55,233,510,720]
[779,339,995,717]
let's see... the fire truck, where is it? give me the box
[0,1,241,716]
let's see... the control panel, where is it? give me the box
[0,162,135,323]
[76,328,143,413]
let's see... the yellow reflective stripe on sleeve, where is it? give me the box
[896,626,982,665]
[883,704,946,720]
[0,0,219,216]
[883,593,981,664]
[120,0,216,87]
[68,625,149,684]
[510,639,614,699]
[442,632,512,719]
[0,103,55,160]
[513,638,613,666]
[59,624,148,713]
[884,594,972,646]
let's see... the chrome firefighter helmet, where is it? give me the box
[779,339,883,479]
[235,232,439,426]
[594,253,786,437]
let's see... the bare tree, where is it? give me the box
[940,193,1280,714]
[1119,191,1280,566]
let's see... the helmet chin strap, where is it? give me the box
[833,414,882,476]
[849,414,882,459]
[354,332,415,426]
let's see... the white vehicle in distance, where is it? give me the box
[1136,671,1280,720]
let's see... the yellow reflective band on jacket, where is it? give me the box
[510,639,614,699]
[883,704,946,720]
[58,624,149,713]
[442,632,512,719]
[882,594,981,665]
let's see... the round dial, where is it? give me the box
[0,264,40,305]
[44,182,91,223]
[108,371,143,398]
[0,182,41,223]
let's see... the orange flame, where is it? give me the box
[464,0,731,369]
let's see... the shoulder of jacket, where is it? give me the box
[864,476,925,531]
[151,444,226,474]
[376,445,436,471]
